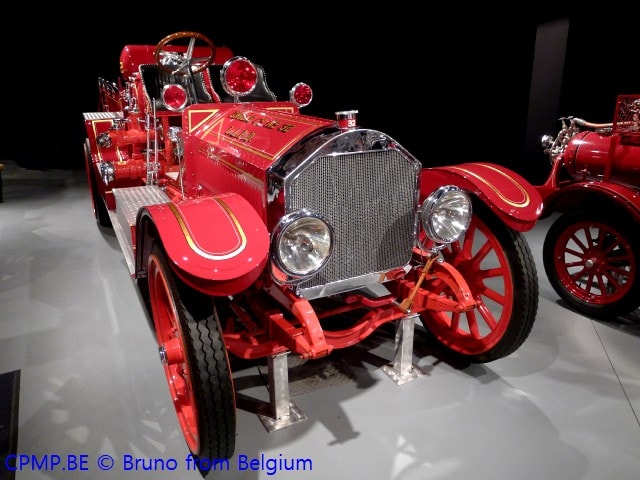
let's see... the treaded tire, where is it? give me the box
[420,204,538,363]
[147,244,236,459]
[543,212,640,319]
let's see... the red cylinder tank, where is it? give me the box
[565,131,640,184]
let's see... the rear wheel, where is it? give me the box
[420,207,538,363]
[84,141,111,228]
[147,244,236,459]
[543,213,640,318]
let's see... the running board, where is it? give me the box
[82,111,124,121]
[108,186,170,276]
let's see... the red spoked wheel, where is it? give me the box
[420,207,538,363]
[147,244,235,459]
[543,213,640,318]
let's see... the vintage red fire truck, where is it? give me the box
[539,95,640,319]
[84,32,542,459]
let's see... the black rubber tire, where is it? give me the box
[421,205,538,363]
[543,212,640,319]
[84,142,112,228]
[148,244,236,460]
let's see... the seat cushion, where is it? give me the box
[139,64,212,111]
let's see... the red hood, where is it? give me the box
[184,104,334,175]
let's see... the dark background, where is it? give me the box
[1,16,638,184]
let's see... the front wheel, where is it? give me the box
[420,207,538,363]
[543,213,640,319]
[147,244,236,459]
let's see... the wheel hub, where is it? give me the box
[455,259,483,291]
[582,249,605,271]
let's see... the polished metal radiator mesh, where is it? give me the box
[288,150,417,290]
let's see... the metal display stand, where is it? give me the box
[257,352,307,432]
[382,313,425,385]
[257,313,423,431]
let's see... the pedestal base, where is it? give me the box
[381,313,425,386]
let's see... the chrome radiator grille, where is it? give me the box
[287,150,418,292]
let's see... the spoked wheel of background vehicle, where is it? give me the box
[543,213,640,319]
[84,141,111,228]
[420,206,538,363]
[147,244,236,459]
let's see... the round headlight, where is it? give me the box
[274,211,334,277]
[162,84,188,111]
[220,56,258,97]
[421,186,472,244]
[289,82,313,108]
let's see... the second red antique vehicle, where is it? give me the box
[84,32,543,459]
[539,95,640,319]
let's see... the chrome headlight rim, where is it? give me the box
[420,185,472,246]
[220,56,258,98]
[271,209,335,280]
[161,83,188,112]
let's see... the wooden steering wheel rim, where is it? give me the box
[154,31,217,75]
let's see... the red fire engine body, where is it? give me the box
[84,32,543,459]
[538,95,640,318]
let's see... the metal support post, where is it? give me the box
[257,352,307,432]
[382,313,425,385]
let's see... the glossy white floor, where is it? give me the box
[1,163,639,480]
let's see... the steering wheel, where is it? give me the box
[154,31,216,76]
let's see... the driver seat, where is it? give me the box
[139,64,212,111]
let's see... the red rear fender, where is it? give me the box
[136,193,269,296]
[541,181,640,222]
[421,163,543,232]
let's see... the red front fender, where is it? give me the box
[421,163,543,232]
[136,193,269,296]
